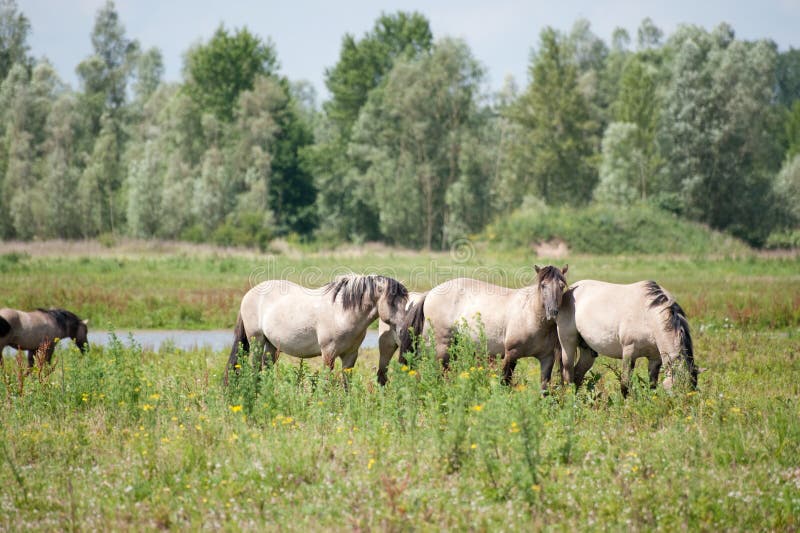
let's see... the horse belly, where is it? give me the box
[259,315,321,358]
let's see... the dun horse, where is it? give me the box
[400,265,568,389]
[226,274,410,384]
[0,308,89,366]
[557,280,698,396]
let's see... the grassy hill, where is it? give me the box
[484,203,750,255]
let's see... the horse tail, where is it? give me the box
[648,280,697,388]
[398,294,427,360]
[225,312,249,385]
[0,316,10,337]
[669,301,697,388]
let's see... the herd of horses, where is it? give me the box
[0,264,698,395]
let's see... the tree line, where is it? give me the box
[1,1,799,249]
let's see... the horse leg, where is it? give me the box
[538,352,555,392]
[43,342,56,365]
[501,348,520,385]
[648,357,662,389]
[27,349,35,368]
[574,345,597,388]
[340,349,359,390]
[435,337,450,372]
[377,329,397,386]
[620,344,635,398]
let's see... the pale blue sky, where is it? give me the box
[20,0,800,102]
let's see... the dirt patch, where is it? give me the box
[533,239,569,258]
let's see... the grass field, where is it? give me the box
[1,243,799,530]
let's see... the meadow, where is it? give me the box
[1,244,799,530]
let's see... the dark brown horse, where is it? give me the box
[0,308,89,366]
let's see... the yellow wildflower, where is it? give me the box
[229,405,243,413]
[408,370,417,377]
[470,404,484,412]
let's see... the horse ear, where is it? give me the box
[561,264,569,275]
[534,265,541,273]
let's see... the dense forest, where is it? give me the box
[1,1,799,249]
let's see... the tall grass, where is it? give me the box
[2,251,799,331]
[1,324,798,530]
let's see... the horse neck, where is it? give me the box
[520,285,547,322]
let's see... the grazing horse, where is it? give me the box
[226,274,410,384]
[557,280,697,396]
[0,308,89,366]
[376,291,425,385]
[399,265,569,389]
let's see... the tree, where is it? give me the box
[0,0,31,81]
[350,38,487,248]
[184,25,277,121]
[509,27,597,205]
[608,55,662,199]
[133,47,164,102]
[776,48,800,108]
[595,122,644,204]
[637,17,663,50]
[76,0,138,133]
[41,93,82,238]
[659,26,782,244]
[79,114,119,235]
[774,154,800,225]
[126,140,164,237]
[0,61,60,238]
[311,11,433,241]
[324,11,433,136]
[784,100,800,160]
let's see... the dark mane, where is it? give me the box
[536,265,566,284]
[644,282,697,384]
[324,275,408,311]
[38,308,83,336]
[645,280,670,309]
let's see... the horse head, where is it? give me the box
[534,264,569,321]
[75,319,89,353]
[374,276,410,328]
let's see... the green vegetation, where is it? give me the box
[1,320,798,529]
[486,203,749,255]
[1,247,799,330]
[1,250,799,528]
[1,2,799,249]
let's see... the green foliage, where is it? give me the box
[486,202,748,255]
[785,100,800,161]
[0,0,31,81]
[765,229,800,249]
[776,47,800,107]
[1,306,799,529]
[323,11,433,135]
[184,25,278,121]
[211,211,274,251]
[658,26,783,245]
[349,38,487,248]
[310,11,433,242]
[509,27,598,205]
[773,154,800,225]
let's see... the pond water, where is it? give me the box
[3,328,382,356]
